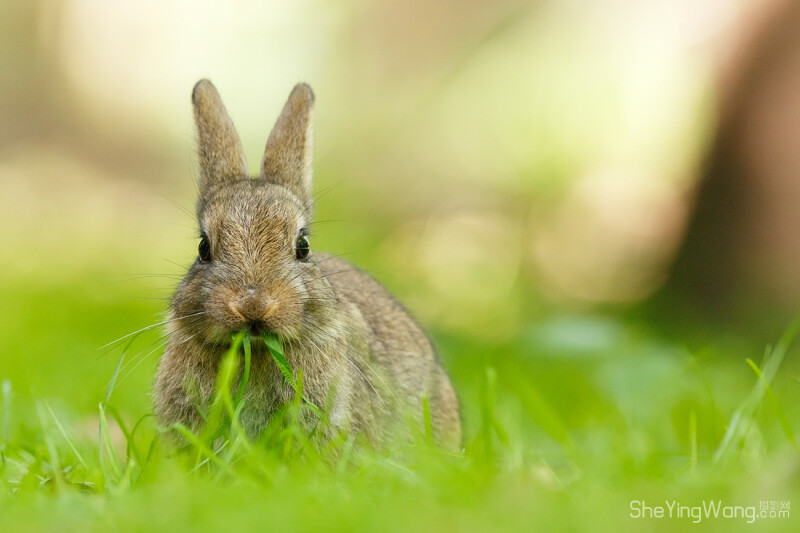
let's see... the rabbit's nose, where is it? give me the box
[230,289,271,323]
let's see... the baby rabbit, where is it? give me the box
[154,80,461,449]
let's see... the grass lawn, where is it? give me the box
[1,274,799,532]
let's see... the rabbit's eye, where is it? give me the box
[198,235,212,262]
[296,235,310,261]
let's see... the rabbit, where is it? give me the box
[153,80,461,450]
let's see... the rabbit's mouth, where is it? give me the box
[199,316,291,346]
[245,320,269,337]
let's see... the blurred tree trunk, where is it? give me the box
[0,1,64,147]
[663,0,800,331]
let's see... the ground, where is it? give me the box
[1,274,799,532]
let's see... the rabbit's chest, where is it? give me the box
[238,346,347,409]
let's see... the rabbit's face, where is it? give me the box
[172,181,331,344]
[170,80,323,345]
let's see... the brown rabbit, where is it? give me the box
[153,80,461,449]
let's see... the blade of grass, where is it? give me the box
[689,410,697,472]
[264,333,295,389]
[470,365,510,462]
[745,358,799,454]
[34,400,65,490]
[105,336,138,403]
[2,380,11,443]
[43,400,87,469]
[506,370,574,452]
[713,318,799,462]
[170,423,234,475]
[98,403,122,480]
[234,334,252,407]
[202,332,245,441]
[104,405,144,466]
[127,413,155,466]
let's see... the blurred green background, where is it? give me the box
[2,1,800,530]
[0,0,723,411]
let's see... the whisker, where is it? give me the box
[117,324,208,386]
[117,338,170,385]
[98,311,206,350]
[116,331,171,376]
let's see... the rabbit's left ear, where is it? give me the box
[260,83,315,201]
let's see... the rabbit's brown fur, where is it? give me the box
[153,80,461,449]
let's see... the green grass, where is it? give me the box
[1,280,799,532]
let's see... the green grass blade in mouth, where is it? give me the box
[264,333,295,390]
[263,333,320,413]
[234,334,252,407]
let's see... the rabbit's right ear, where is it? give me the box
[260,83,315,202]
[192,79,248,200]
